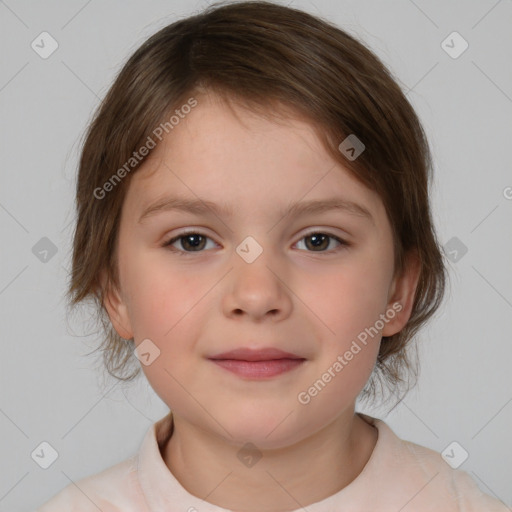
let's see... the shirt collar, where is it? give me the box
[137,411,390,511]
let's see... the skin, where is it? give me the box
[103,90,420,511]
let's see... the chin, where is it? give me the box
[215,405,306,449]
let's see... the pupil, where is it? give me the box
[184,234,204,250]
[309,233,327,250]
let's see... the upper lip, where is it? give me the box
[208,348,304,361]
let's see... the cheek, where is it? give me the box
[306,257,392,341]
[123,250,207,339]
[297,253,391,397]
[297,264,386,412]
[122,252,213,371]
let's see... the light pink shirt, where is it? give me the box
[36,412,509,511]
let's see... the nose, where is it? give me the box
[223,250,293,323]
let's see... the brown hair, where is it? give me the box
[66,0,446,405]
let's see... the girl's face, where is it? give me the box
[104,92,418,448]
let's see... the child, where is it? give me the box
[36,1,509,510]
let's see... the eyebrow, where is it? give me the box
[138,195,374,225]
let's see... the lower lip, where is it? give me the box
[210,358,305,378]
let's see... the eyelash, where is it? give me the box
[161,230,349,256]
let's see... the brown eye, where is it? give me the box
[162,230,348,255]
[296,232,347,252]
[163,232,215,253]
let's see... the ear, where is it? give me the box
[382,249,421,337]
[99,269,133,340]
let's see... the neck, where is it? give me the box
[162,409,378,512]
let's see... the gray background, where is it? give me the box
[1,0,511,510]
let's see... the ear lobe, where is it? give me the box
[100,269,133,340]
[382,250,421,337]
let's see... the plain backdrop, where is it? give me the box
[0,0,511,510]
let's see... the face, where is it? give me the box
[104,92,419,449]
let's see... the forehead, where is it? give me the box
[124,93,387,226]
[159,93,328,175]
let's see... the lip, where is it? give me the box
[208,348,306,379]
[209,347,303,361]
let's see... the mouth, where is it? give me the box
[208,348,306,379]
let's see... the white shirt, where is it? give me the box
[36,411,509,511]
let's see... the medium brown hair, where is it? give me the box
[67,0,446,405]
